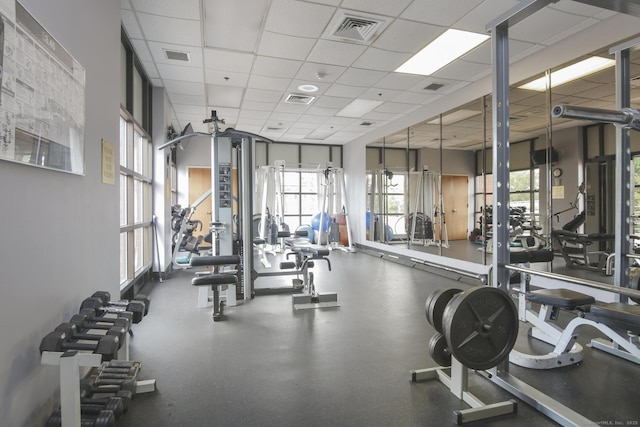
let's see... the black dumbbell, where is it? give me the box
[68,313,130,335]
[78,307,134,329]
[81,297,145,324]
[80,381,134,412]
[39,330,119,361]
[44,408,115,427]
[54,323,126,350]
[92,291,151,317]
[80,377,137,396]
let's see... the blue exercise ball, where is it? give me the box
[311,212,332,232]
[296,225,314,242]
[385,224,394,241]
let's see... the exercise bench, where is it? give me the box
[190,255,240,321]
[510,287,640,369]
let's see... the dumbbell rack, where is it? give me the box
[41,326,156,426]
[410,359,517,424]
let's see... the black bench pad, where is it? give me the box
[510,250,554,264]
[290,244,330,257]
[192,274,238,286]
[526,288,595,309]
[190,255,241,267]
[587,302,640,334]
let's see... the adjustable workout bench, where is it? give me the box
[190,255,240,321]
[285,244,337,309]
[510,287,640,369]
[551,211,615,273]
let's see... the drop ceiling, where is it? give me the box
[120,0,640,149]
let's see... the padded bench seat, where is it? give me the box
[189,255,241,267]
[289,244,330,257]
[526,288,595,310]
[587,302,640,335]
[510,249,554,264]
[191,274,238,286]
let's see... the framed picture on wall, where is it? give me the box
[0,0,85,175]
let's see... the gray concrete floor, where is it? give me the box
[118,249,639,426]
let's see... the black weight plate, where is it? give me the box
[425,288,463,333]
[442,286,518,371]
[428,333,451,367]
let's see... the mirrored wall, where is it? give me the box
[365,45,640,280]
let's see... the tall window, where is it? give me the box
[119,114,153,288]
[120,28,153,292]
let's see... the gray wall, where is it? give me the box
[0,1,120,425]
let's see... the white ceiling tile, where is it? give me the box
[325,83,367,98]
[205,70,249,88]
[131,0,200,19]
[400,0,483,26]
[156,63,204,83]
[273,103,310,114]
[296,62,347,83]
[361,110,397,121]
[352,48,411,72]
[248,74,292,91]
[359,87,402,101]
[173,104,207,114]
[253,56,303,78]
[150,78,163,87]
[307,40,367,67]
[337,68,387,87]
[454,0,521,33]
[374,102,418,114]
[270,111,302,121]
[339,0,412,17]
[203,49,255,73]
[241,100,278,111]
[169,93,206,105]
[240,110,272,120]
[136,13,201,45]
[244,88,283,103]
[238,117,272,127]
[509,8,592,44]
[549,0,613,17]
[141,61,160,79]
[121,10,143,39]
[373,19,442,53]
[313,96,352,109]
[258,31,316,60]
[164,80,206,95]
[207,85,245,108]
[204,0,269,52]
[265,0,336,37]
[122,0,132,10]
[375,73,425,91]
[306,106,340,116]
[393,91,442,105]
[431,60,491,82]
[296,115,329,124]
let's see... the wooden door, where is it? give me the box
[188,167,212,236]
[434,175,469,241]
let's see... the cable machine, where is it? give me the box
[407,169,448,249]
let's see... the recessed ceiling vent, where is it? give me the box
[285,94,315,105]
[329,12,386,43]
[424,83,445,91]
[164,49,190,62]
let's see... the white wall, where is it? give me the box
[0,1,120,425]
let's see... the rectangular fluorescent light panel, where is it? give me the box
[395,29,489,76]
[427,109,481,125]
[336,99,383,118]
[518,56,615,91]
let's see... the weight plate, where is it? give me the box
[442,286,518,371]
[425,288,463,333]
[428,333,451,367]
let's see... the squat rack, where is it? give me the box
[485,1,638,426]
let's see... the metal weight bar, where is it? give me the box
[505,263,640,300]
[551,104,640,131]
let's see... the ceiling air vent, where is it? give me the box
[285,94,315,105]
[424,83,445,91]
[331,13,384,43]
[164,49,190,62]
